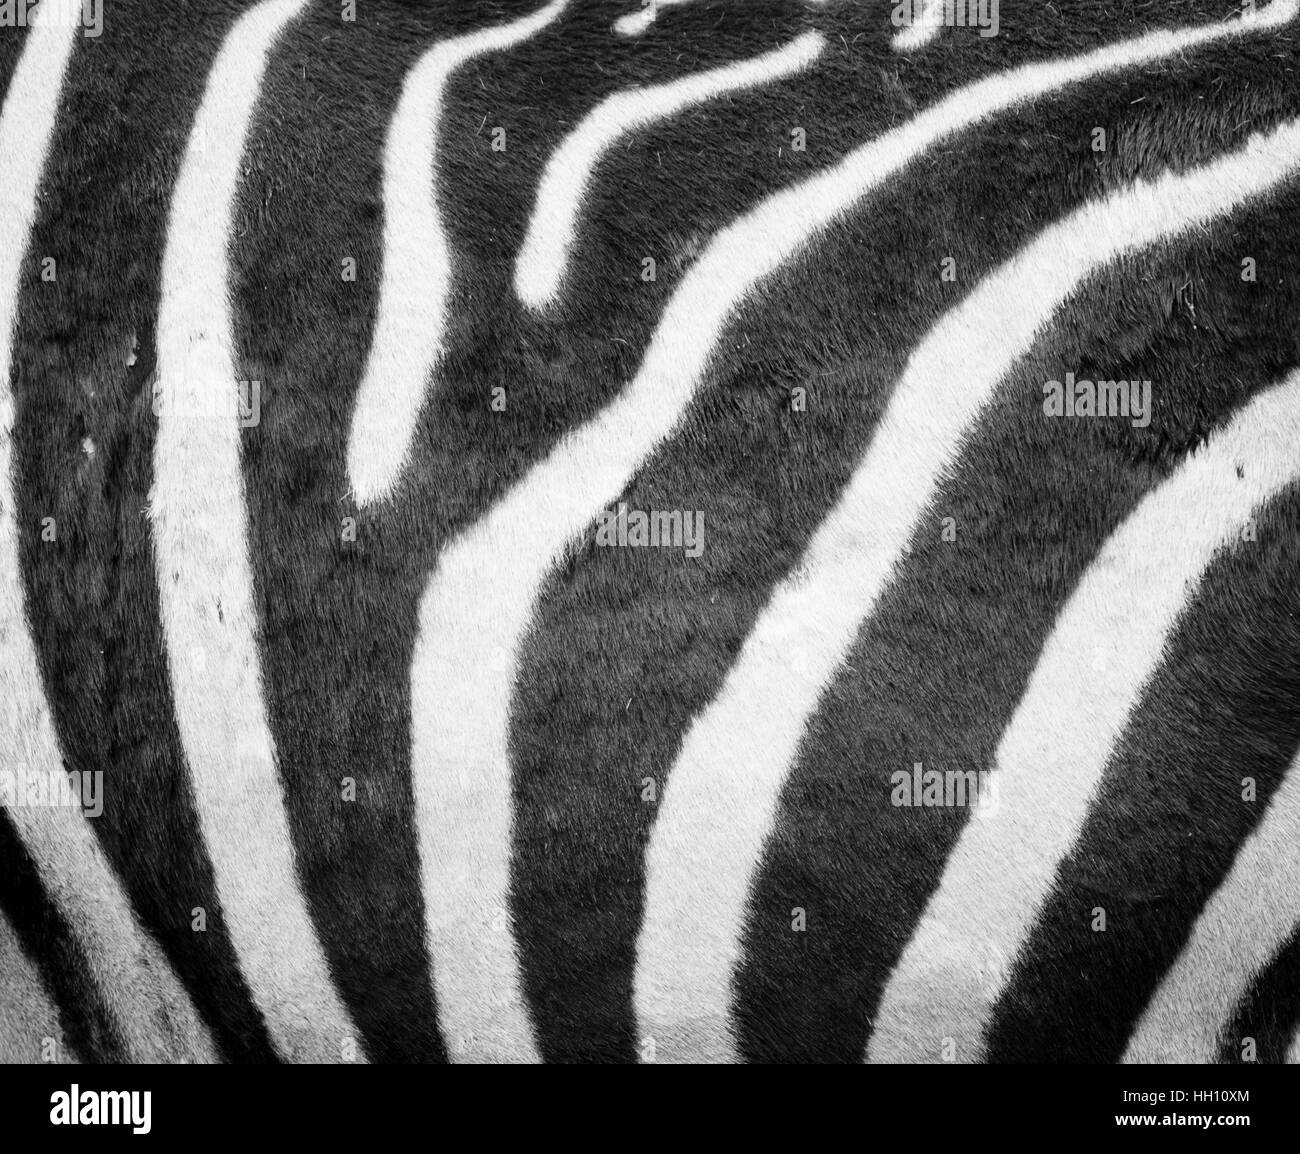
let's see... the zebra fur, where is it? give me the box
[0,0,1298,1064]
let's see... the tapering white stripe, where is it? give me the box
[346,0,568,507]
[1125,742,1300,1063]
[0,0,217,1065]
[614,0,694,37]
[0,905,74,1063]
[1289,1026,1300,1063]
[870,369,1300,1063]
[515,30,824,309]
[150,0,363,1064]
[638,115,1300,1064]
[412,1,1295,1064]
[892,0,946,51]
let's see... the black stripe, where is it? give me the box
[10,0,276,1063]
[1221,921,1300,1064]
[227,0,509,1064]
[0,12,27,101]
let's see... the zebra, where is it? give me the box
[1,0,1299,1065]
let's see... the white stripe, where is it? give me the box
[893,0,946,52]
[0,0,217,1064]
[411,0,1296,1064]
[869,369,1300,1063]
[1125,742,1300,1063]
[150,0,363,1064]
[515,30,824,309]
[346,0,567,507]
[614,0,694,37]
[1289,1026,1300,1063]
[0,904,74,1063]
[638,115,1300,1065]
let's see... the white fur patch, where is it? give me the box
[613,0,695,37]
[0,0,217,1063]
[636,113,1300,1064]
[514,30,824,309]
[346,0,568,506]
[870,368,1300,1063]
[1124,738,1300,1062]
[892,0,946,52]
[149,0,363,1063]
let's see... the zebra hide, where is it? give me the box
[1,0,1299,1065]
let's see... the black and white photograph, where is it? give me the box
[0,0,1296,1135]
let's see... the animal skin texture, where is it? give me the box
[0,0,1299,1069]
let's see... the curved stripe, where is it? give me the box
[1290,1027,1300,1063]
[515,30,824,309]
[1124,742,1300,1062]
[150,0,362,1064]
[869,369,1300,1063]
[893,0,945,52]
[411,2,1296,1064]
[0,904,73,1063]
[346,0,568,507]
[0,0,217,1065]
[613,0,695,37]
[638,116,1300,1064]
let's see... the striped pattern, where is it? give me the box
[641,119,1300,1063]
[871,365,1300,1063]
[150,0,361,1063]
[0,0,217,1065]
[347,0,569,505]
[1,0,1299,1064]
